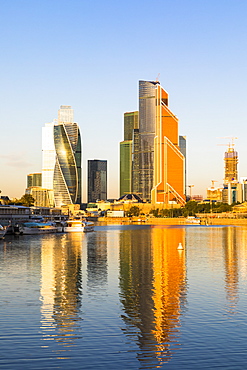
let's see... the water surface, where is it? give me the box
[1,224,247,369]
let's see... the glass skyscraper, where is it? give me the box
[42,105,82,207]
[119,111,139,197]
[87,160,107,203]
[138,81,159,201]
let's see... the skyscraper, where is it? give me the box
[224,147,238,183]
[88,160,107,203]
[42,105,82,207]
[120,80,185,205]
[151,83,185,205]
[119,111,138,197]
[138,80,158,201]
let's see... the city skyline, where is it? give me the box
[1,1,247,201]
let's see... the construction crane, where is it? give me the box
[211,180,218,188]
[218,137,238,149]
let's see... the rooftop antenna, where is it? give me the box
[156,73,160,82]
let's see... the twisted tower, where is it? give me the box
[42,106,82,207]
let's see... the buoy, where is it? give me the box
[177,242,183,250]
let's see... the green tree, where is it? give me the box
[127,206,140,217]
[18,194,35,207]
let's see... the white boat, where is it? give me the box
[0,224,7,239]
[186,216,201,224]
[63,219,94,233]
[19,222,57,235]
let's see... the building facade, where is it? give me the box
[119,80,186,205]
[138,81,158,201]
[42,105,82,208]
[27,173,42,188]
[88,160,107,203]
[151,83,185,205]
[119,111,139,197]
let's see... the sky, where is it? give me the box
[1,0,247,201]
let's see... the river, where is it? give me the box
[1,224,247,369]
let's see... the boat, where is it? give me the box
[63,218,94,233]
[0,224,7,239]
[18,221,58,235]
[186,216,201,224]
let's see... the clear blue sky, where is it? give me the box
[1,0,247,201]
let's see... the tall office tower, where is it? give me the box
[179,136,187,196]
[224,147,238,183]
[138,81,158,201]
[88,160,107,203]
[132,128,140,194]
[151,82,185,205]
[42,105,82,207]
[119,112,139,197]
[27,173,42,188]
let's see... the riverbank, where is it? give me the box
[98,216,247,226]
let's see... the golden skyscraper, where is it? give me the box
[151,84,185,205]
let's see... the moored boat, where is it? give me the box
[18,222,57,235]
[63,219,94,233]
[0,224,7,239]
[186,216,201,224]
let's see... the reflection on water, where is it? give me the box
[119,226,187,368]
[223,227,239,314]
[2,225,247,368]
[87,231,108,294]
[40,233,83,351]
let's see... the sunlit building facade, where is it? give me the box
[42,105,82,208]
[224,147,238,183]
[119,111,139,197]
[138,81,157,201]
[27,173,42,188]
[151,83,185,205]
[119,80,185,205]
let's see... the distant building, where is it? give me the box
[224,147,238,183]
[88,160,107,203]
[207,187,222,202]
[240,177,247,202]
[27,173,42,188]
[191,195,203,202]
[42,105,82,207]
[120,140,132,197]
[179,136,187,196]
[222,145,239,204]
[25,187,54,207]
[119,111,139,197]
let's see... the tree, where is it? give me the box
[127,206,140,217]
[18,194,35,207]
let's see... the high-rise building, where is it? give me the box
[119,80,185,205]
[138,81,158,201]
[27,173,42,188]
[42,105,82,207]
[88,160,107,203]
[224,147,238,183]
[151,83,185,205]
[119,112,139,197]
[179,136,187,196]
